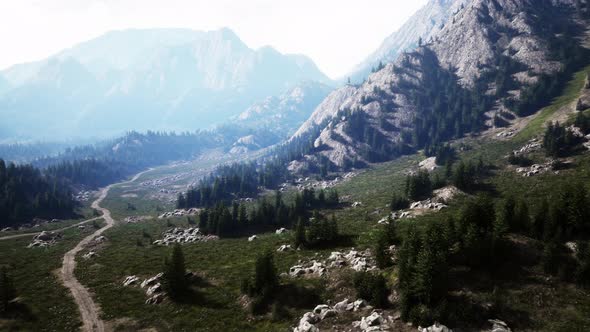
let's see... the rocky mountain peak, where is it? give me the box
[290,0,587,171]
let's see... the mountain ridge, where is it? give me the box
[345,0,469,84]
[0,28,332,140]
[290,0,588,171]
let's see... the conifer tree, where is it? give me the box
[294,217,306,249]
[375,230,391,269]
[253,251,278,296]
[0,267,16,314]
[162,244,188,300]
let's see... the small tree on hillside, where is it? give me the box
[253,251,278,296]
[391,193,409,211]
[294,217,306,249]
[0,266,16,314]
[162,244,188,300]
[375,230,391,269]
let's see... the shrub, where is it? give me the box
[353,272,389,308]
[390,193,410,211]
[507,154,533,167]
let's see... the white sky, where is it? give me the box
[0,0,427,79]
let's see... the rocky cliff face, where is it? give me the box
[430,0,566,87]
[291,85,358,139]
[346,0,470,84]
[292,0,587,170]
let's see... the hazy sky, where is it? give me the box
[0,0,427,79]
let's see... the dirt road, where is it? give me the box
[60,170,150,332]
[0,216,102,241]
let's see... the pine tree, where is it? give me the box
[398,225,421,320]
[371,274,389,308]
[294,217,306,249]
[162,244,188,300]
[238,204,248,226]
[513,199,531,233]
[391,193,409,211]
[375,230,391,269]
[542,241,561,275]
[253,251,278,295]
[532,199,548,239]
[177,193,186,209]
[494,198,514,239]
[575,241,590,286]
[0,266,16,314]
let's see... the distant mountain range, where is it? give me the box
[0,28,331,140]
[232,81,333,137]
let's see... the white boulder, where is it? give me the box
[123,275,140,287]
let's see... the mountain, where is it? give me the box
[345,0,469,83]
[291,0,588,170]
[291,84,358,138]
[232,81,333,137]
[0,74,9,95]
[0,28,331,140]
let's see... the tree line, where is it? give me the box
[193,188,339,238]
[178,161,290,208]
[0,159,76,227]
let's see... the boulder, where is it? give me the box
[565,241,578,255]
[27,241,43,248]
[356,311,387,331]
[348,299,367,311]
[82,251,97,259]
[277,244,293,252]
[362,311,384,328]
[313,304,330,314]
[577,94,590,111]
[29,231,61,248]
[432,186,463,204]
[377,217,390,225]
[488,319,511,332]
[35,231,54,241]
[294,320,319,332]
[421,322,452,332]
[320,308,337,320]
[300,312,320,325]
[289,260,326,277]
[275,228,288,234]
[153,228,216,245]
[289,265,306,277]
[146,283,162,296]
[94,235,107,243]
[419,157,438,171]
[141,273,163,288]
[123,275,140,287]
[145,293,164,305]
[334,298,349,311]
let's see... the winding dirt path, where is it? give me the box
[59,170,150,332]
